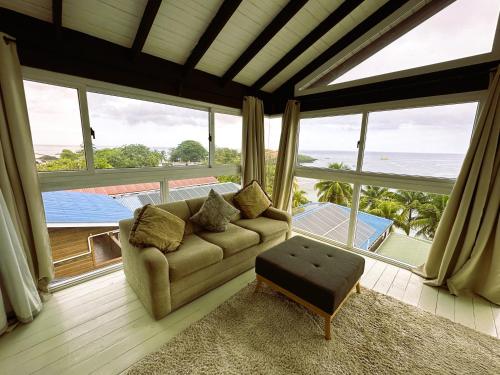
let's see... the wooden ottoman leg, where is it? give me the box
[254,277,262,293]
[324,316,331,340]
[356,282,361,294]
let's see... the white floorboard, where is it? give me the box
[0,257,498,375]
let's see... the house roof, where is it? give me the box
[71,177,219,195]
[42,191,133,227]
[0,1,425,95]
[292,202,393,250]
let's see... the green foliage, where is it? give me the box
[412,194,449,239]
[314,162,353,206]
[215,147,240,165]
[292,179,309,210]
[297,154,317,163]
[170,140,208,164]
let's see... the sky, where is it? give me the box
[333,0,500,84]
[23,0,498,157]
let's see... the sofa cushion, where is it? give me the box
[129,204,185,253]
[189,189,240,232]
[154,200,195,235]
[235,217,289,242]
[197,223,260,258]
[166,234,223,281]
[233,180,272,219]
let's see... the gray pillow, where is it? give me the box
[190,189,240,232]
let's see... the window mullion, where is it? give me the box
[356,111,368,172]
[161,178,169,203]
[78,87,95,173]
[208,108,215,167]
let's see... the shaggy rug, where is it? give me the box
[127,283,500,374]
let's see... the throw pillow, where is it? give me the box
[129,204,185,253]
[233,180,272,219]
[190,189,240,232]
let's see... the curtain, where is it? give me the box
[272,100,300,211]
[0,33,54,292]
[0,190,43,333]
[241,96,265,187]
[415,67,500,305]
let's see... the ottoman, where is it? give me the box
[255,236,365,340]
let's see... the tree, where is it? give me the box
[314,162,353,206]
[170,140,208,165]
[412,194,449,239]
[215,147,240,165]
[292,179,309,209]
[392,190,430,235]
[368,201,407,232]
[359,185,390,211]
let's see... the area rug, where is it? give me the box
[127,282,500,374]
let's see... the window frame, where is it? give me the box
[23,67,242,200]
[295,1,500,97]
[294,90,487,269]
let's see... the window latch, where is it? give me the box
[357,140,360,148]
[208,135,212,142]
[90,127,95,140]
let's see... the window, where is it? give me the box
[87,92,209,169]
[363,102,478,178]
[354,185,449,267]
[167,177,240,203]
[264,116,282,196]
[214,113,242,166]
[331,0,500,85]
[24,80,86,172]
[298,114,363,170]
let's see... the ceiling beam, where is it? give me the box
[52,0,62,38]
[131,0,162,57]
[251,0,363,90]
[184,0,243,73]
[275,0,411,95]
[221,0,308,85]
[312,0,454,87]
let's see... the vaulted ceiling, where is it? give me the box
[0,0,401,93]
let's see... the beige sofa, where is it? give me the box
[119,192,291,320]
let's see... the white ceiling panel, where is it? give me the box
[143,0,222,65]
[233,0,343,87]
[196,0,288,77]
[0,0,52,22]
[62,0,148,48]
[261,0,387,92]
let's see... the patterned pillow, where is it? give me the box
[190,189,240,232]
[129,204,185,253]
[233,180,272,219]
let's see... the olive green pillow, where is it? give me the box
[190,189,240,232]
[129,204,185,253]
[233,180,272,219]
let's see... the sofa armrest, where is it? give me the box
[263,207,292,238]
[119,218,172,319]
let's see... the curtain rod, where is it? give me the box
[3,36,16,44]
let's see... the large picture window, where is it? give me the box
[87,92,209,169]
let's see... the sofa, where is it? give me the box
[119,192,291,320]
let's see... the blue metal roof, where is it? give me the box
[42,191,133,225]
[293,202,393,250]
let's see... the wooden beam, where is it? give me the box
[131,0,162,57]
[312,0,454,87]
[251,0,363,90]
[184,0,242,72]
[52,0,62,38]
[221,0,308,84]
[275,0,411,95]
[0,7,273,111]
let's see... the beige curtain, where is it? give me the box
[415,67,500,305]
[272,100,300,211]
[0,33,54,291]
[241,96,265,187]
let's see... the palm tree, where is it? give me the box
[412,194,449,239]
[359,185,390,211]
[368,201,407,232]
[392,190,430,235]
[292,179,309,209]
[314,162,352,206]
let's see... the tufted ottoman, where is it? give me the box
[255,235,365,340]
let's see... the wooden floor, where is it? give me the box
[0,256,498,375]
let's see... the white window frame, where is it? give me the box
[23,67,243,200]
[294,90,487,269]
[295,0,500,96]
